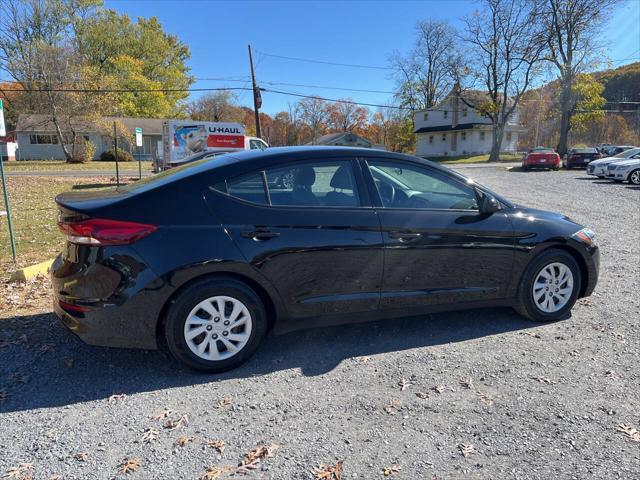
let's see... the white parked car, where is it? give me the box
[606,158,640,185]
[587,147,640,178]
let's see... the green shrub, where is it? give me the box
[99,148,134,162]
[68,139,96,163]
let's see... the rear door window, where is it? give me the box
[214,172,267,205]
[265,161,360,207]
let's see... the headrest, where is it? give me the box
[330,165,353,189]
[294,166,316,187]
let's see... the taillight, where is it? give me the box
[569,155,579,160]
[57,218,157,245]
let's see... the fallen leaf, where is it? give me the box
[2,463,33,480]
[533,376,555,385]
[243,443,279,464]
[48,476,62,480]
[215,396,233,409]
[73,452,88,462]
[199,466,233,480]
[312,460,344,480]
[475,390,494,406]
[383,399,401,415]
[63,358,74,368]
[0,389,8,403]
[617,424,640,442]
[141,427,159,444]
[117,458,141,475]
[9,372,29,384]
[204,439,225,454]
[174,435,194,447]
[458,377,473,389]
[521,331,541,338]
[415,391,429,399]
[150,409,173,421]
[38,343,56,354]
[458,443,476,457]
[432,385,446,394]
[108,393,126,403]
[163,415,188,430]
[382,464,401,476]
[398,377,413,391]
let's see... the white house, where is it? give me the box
[15,114,164,161]
[414,88,521,157]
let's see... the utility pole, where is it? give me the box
[248,44,262,139]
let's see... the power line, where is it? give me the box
[256,50,392,71]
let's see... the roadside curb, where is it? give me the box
[9,258,54,282]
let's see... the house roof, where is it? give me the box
[414,87,515,114]
[307,132,373,146]
[16,114,165,135]
[414,122,491,134]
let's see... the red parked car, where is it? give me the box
[522,147,561,171]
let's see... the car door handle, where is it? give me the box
[241,230,281,240]
[388,232,422,242]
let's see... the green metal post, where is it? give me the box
[0,156,17,263]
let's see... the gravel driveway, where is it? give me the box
[1,166,638,479]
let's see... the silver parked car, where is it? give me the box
[606,158,640,185]
[587,147,640,178]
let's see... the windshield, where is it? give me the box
[614,148,640,158]
[572,148,598,153]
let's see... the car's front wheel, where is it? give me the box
[164,277,268,372]
[628,169,640,185]
[514,249,581,322]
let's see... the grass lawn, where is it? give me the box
[428,153,522,164]
[2,160,153,172]
[0,176,121,274]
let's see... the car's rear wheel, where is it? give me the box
[164,277,268,372]
[628,169,640,185]
[514,249,581,322]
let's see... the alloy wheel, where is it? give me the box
[183,296,253,361]
[630,170,640,185]
[532,262,574,313]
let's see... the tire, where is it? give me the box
[628,169,640,185]
[552,166,560,171]
[164,277,268,372]
[597,175,605,179]
[514,249,581,322]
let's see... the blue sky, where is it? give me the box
[106,0,640,115]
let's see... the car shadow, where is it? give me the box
[0,308,535,413]
[625,185,640,191]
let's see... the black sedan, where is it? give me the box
[52,147,599,372]
[563,147,602,168]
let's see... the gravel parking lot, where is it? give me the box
[1,166,638,479]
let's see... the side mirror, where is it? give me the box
[478,190,500,214]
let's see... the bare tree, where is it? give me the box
[186,91,244,123]
[538,0,619,156]
[463,0,545,161]
[297,96,328,143]
[390,20,462,115]
[0,0,109,162]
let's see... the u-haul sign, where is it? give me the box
[162,121,245,166]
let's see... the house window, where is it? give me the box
[480,131,486,141]
[443,110,448,119]
[29,134,59,145]
[506,132,512,142]
[462,107,468,117]
[423,113,429,121]
[461,132,467,141]
[442,134,447,141]
[429,135,434,144]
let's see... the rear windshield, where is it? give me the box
[116,154,234,193]
[572,148,598,153]
[530,148,554,153]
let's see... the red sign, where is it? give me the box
[207,134,244,149]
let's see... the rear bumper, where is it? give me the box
[51,252,163,350]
